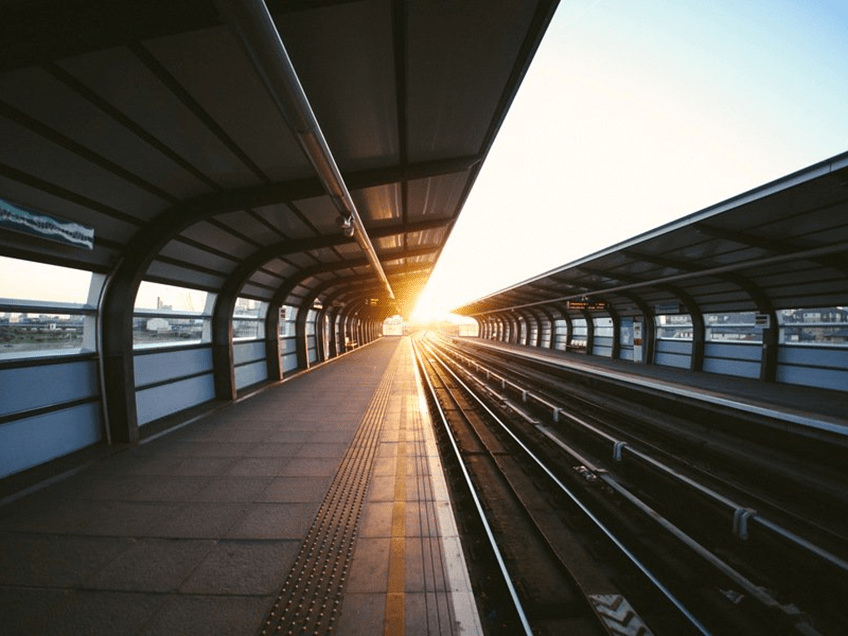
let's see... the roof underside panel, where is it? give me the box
[277,0,399,174]
[0,0,559,316]
[406,1,540,162]
[60,46,265,189]
[145,26,306,181]
[355,184,401,223]
[407,173,471,220]
[250,204,315,242]
[455,155,848,318]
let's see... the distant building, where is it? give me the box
[146,317,170,332]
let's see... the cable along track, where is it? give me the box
[418,333,845,635]
[414,337,677,636]
[447,336,848,547]
[438,334,848,635]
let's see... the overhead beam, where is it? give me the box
[695,222,848,278]
[215,0,395,303]
[185,155,479,221]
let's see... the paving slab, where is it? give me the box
[0,338,480,634]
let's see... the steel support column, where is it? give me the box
[580,309,594,355]
[265,303,283,381]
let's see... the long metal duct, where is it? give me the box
[215,0,396,302]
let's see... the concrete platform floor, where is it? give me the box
[0,337,480,635]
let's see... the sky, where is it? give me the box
[2,1,847,316]
[410,0,848,321]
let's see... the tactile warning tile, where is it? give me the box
[258,353,396,635]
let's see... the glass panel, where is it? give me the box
[234,297,267,319]
[383,315,404,336]
[134,281,209,314]
[133,315,205,347]
[133,281,211,348]
[0,312,84,357]
[656,314,693,340]
[571,318,587,348]
[0,255,92,304]
[705,312,762,343]
[779,308,848,346]
[594,316,614,337]
[279,305,296,338]
[234,319,262,340]
[233,298,267,341]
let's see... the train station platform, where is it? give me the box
[0,337,480,635]
[459,338,848,438]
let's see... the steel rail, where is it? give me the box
[412,340,534,636]
[440,336,848,575]
[418,338,710,635]
[534,424,822,635]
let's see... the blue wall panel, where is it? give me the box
[0,402,102,479]
[657,339,692,354]
[703,342,761,379]
[778,346,848,369]
[776,365,848,392]
[655,352,691,368]
[0,359,99,416]
[235,360,267,390]
[703,358,760,378]
[705,342,762,361]
[777,344,848,391]
[281,338,297,354]
[134,347,213,387]
[592,336,613,357]
[233,341,265,365]
[136,374,215,426]
[282,353,298,373]
[655,339,692,368]
[307,334,318,364]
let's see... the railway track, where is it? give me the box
[440,336,848,564]
[446,336,848,540]
[414,337,691,635]
[414,333,848,635]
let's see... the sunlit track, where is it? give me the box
[445,337,848,539]
[437,335,848,584]
[413,335,700,636]
[414,340,535,636]
[418,332,847,635]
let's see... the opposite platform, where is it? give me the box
[0,336,480,635]
[461,337,848,435]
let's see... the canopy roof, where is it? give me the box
[0,0,557,318]
[454,152,848,318]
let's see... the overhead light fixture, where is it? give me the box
[337,215,355,238]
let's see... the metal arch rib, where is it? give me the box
[214,0,396,303]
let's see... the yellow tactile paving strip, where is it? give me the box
[258,338,481,636]
[383,411,407,634]
[337,338,481,636]
[257,347,397,634]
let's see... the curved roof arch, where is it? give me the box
[0,0,558,317]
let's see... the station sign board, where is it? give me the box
[655,303,681,315]
[0,197,94,250]
[567,300,607,310]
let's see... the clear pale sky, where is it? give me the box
[3,1,847,315]
[410,0,848,321]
